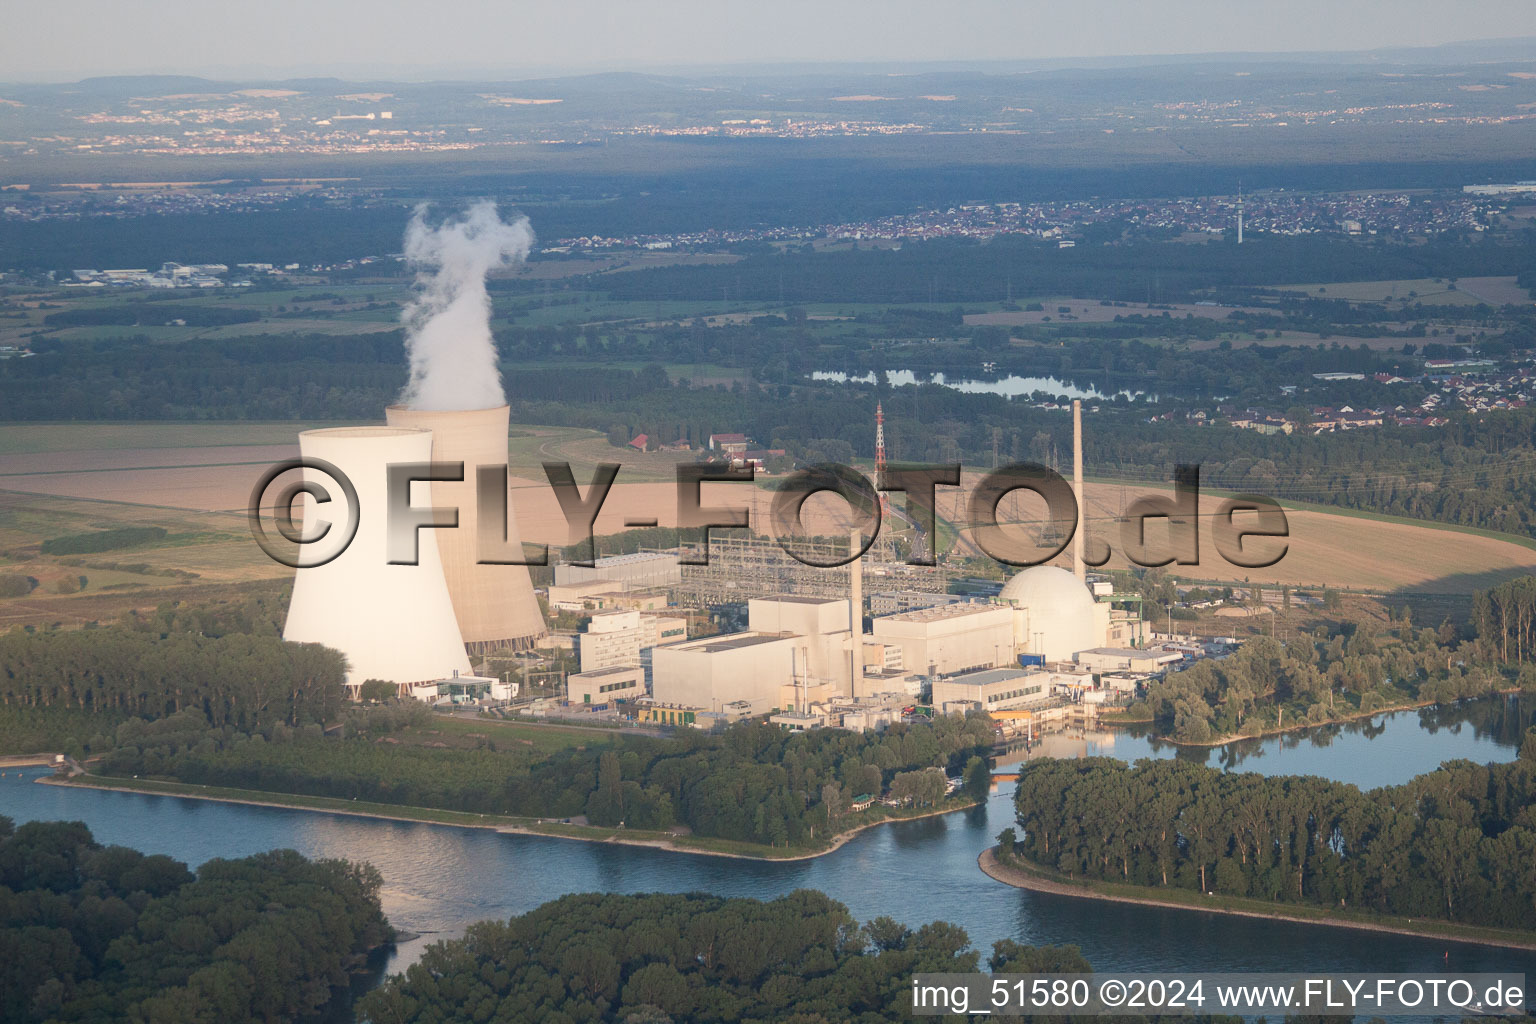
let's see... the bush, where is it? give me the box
[41,526,168,555]
[0,574,33,597]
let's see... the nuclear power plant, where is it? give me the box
[276,205,1178,716]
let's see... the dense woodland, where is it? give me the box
[355,888,1245,1024]
[98,709,993,849]
[0,627,346,741]
[1007,741,1536,929]
[0,817,390,1024]
[1142,583,1536,743]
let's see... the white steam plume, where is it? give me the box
[399,201,533,411]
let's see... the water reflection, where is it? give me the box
[810,369,1148,402]
[1025,695,1532,790]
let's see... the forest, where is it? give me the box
[94,710,994,850]
[1140,581,1536,744]
[0,625,346,745]
[1006,742,1536,930]
[0,816,390,1024]
[1140,622,1528,744]
[354,888,1247,1024]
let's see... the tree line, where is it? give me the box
[1473,576,1536,667]
[0,816,389,1024]
[95,711,993,850]
[1006,746,1536,929]
[1140,620,1529,744]
[355,888,1251,1024]
[0,626,346,743]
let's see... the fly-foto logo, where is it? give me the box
[248,460,1288,571]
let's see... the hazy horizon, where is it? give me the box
[6,1,1536,84]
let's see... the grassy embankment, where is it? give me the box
[980,847,1536,952]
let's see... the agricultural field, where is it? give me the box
[4,420,1534,638]
[1268,275,1530,306]
[952,479,1536,595]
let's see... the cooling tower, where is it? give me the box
[384,404,547,653]
[283,427,472,693]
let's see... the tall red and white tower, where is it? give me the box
[874,402,890,515]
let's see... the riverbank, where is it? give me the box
[39,772,978,862]
[1174,696,1438,748]
[979,847,1536,952]
[1137,687,1532,749]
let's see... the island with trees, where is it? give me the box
[989,733,1536,948]
[1127,578,1536,746]
[0,816,390,1024]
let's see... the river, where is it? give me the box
[1,696,1532,1009]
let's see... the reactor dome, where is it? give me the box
[997,565,1100,662]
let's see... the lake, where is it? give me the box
[811,369,1150,401]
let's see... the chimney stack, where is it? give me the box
[850,527,864,697]
[1073,399,1085,582]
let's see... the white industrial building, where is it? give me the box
[871,602,1015,678]
[651,595,879,714]
[578,609,687,674]
[1075,647,1182,674]
[409,671,516,705]
[554,551,682,591]
[651,632,797,714]
[567,665,646,706]
[931,667,1053,715]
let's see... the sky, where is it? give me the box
[6,0,1536,82]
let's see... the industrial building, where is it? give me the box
[1075,647,1182,674]
[868,590,964,616]
[554,550,682,591]
[871,602,1016,678]
[567,665,646,706]
[578,609,688,674]
[408,671,517,705]
[548,581,670,613]
[931,667,1053,715]
[650,594,882,714]
[652,632,797,714]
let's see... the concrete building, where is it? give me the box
[282,427,471,696]
[651,633,797,714]
[748,594,849,636]
[409,671,516,705]
[868,590,963,616]
[554,550,681,591]
[567,665,646,706]
[931,667,1053,715]
[1075,647,1182,674]
[579,610,648,672]
[578,610,688,673]
[871,602,1015,678]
